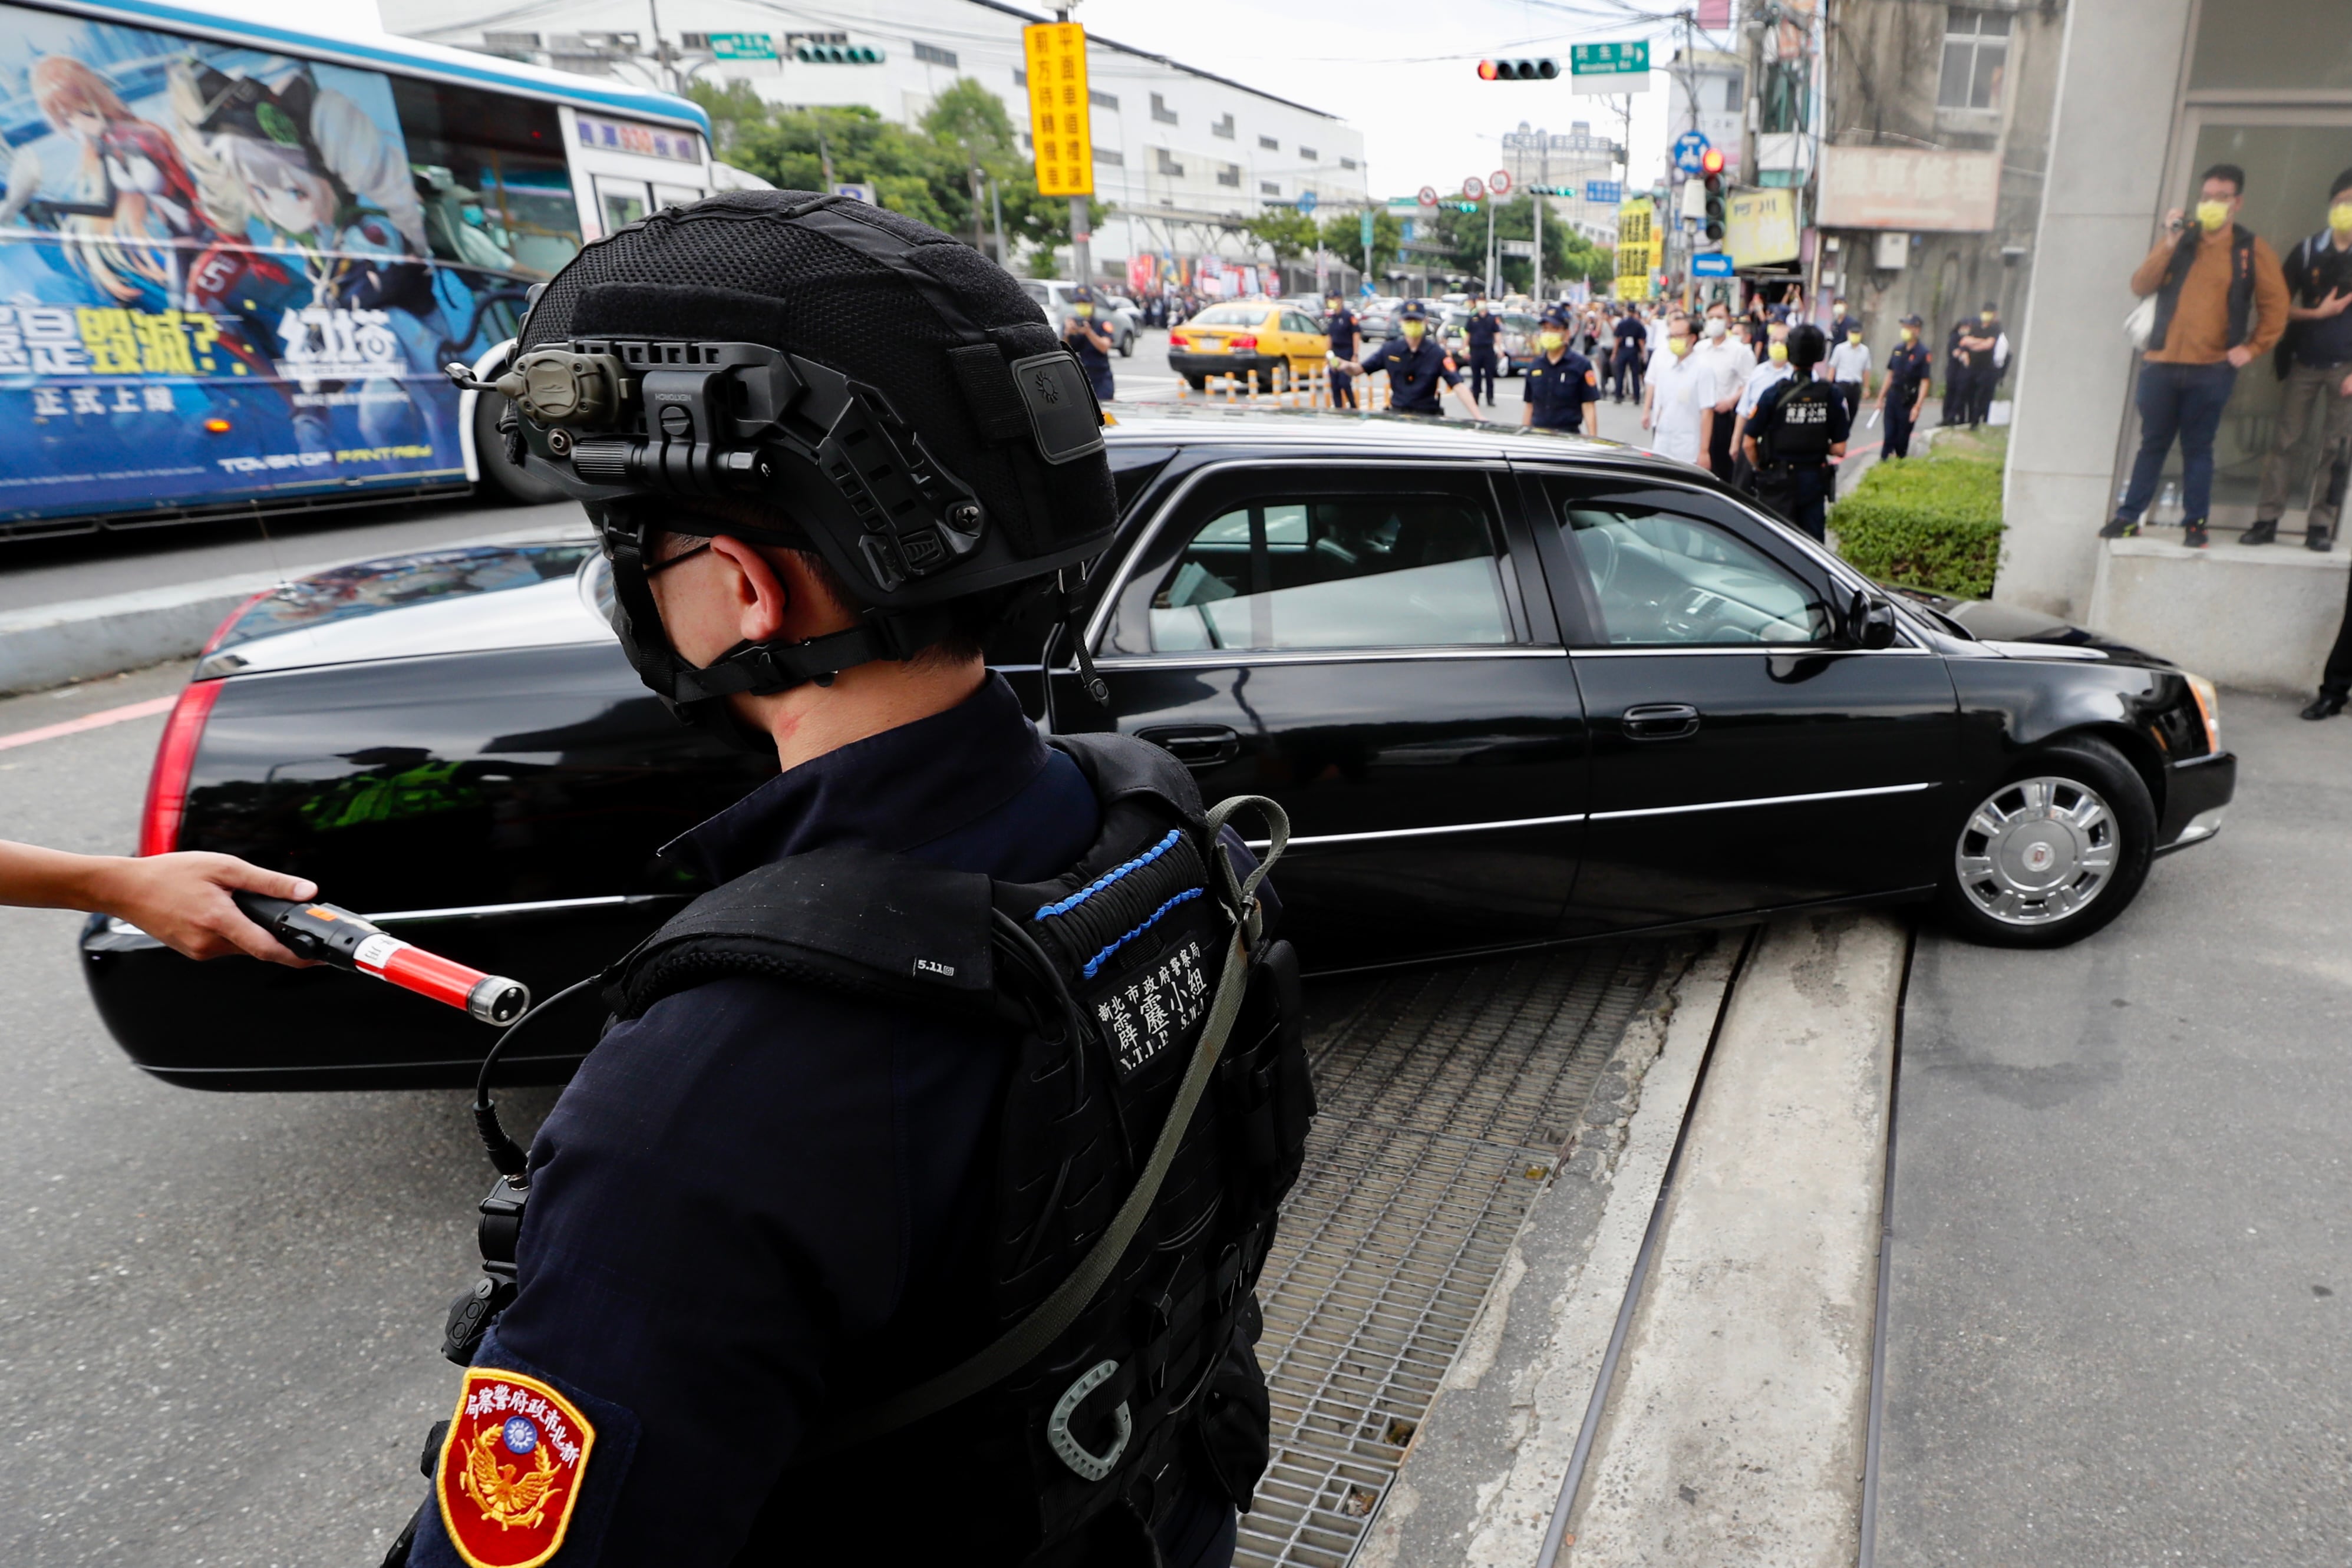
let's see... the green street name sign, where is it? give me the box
[709,31,778,60]
[1569,41,1649,77]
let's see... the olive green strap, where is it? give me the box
[812,795,1289,1451]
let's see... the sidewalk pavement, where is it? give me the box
[1877,691,2352,1564]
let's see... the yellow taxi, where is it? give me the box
[1167,300,1332,391]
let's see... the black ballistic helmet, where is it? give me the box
[1786,322,1828,372]
[458,190,1117,723]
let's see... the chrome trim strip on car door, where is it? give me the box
[1101,646,1568,672]
[1239,781,1939,849]
[1585,781,1936,822]
[1242,810,1589,850]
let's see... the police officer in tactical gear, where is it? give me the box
[1342,299,1483,419]
[1743,322,1849,541]
[398,189,1310,1568]
[1063,285,1117,404]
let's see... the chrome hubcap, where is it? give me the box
[1955,775,2119,926]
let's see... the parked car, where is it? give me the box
[1166,302,1332,391]
[1018,278,1139,356]
[87,408,2234,1089]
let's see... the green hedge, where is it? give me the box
[1829,451,2006,600]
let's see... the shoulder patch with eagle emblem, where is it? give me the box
[436,1367,596,1568]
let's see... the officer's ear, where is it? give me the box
[709,535,859,648]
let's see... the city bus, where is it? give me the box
[0,0,725,535]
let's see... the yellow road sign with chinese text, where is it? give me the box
[1023,22,1094,197]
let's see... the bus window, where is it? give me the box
[388,79,581,279]
[597,177,652,232]
[653,183,705,210]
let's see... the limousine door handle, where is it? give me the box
[1622,703,1702,741]
[1137,724,1241,768]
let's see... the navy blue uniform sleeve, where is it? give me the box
[1829,391,1853,445]
[408,976,1010,1567]
[1361,339,1396,373]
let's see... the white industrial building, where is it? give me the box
[378,0,1369,286]
[1499,120,1621,246]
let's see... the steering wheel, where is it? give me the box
[1579,527,1619,598]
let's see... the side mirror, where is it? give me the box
[1843,589,1899,650]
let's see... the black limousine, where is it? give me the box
[85,406,2235,1088]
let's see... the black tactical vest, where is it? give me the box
[594,732,1311,1565]
[1764,378,1839,466]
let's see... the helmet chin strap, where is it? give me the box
[597,509,955,748]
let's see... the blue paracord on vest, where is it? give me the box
[1080,886,1205,979]
[1034,830,1183,921]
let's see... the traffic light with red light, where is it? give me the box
[1477,58,1559,80]
[1700,147,1726,177]
[1702,171,1727,242]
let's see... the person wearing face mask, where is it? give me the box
[1640,313,1710,466]
[1322,291,1361,410]
[1878,314,1935,461]
[1062,285,1116,403]
[1730,322,1793,492]
[2249,168,2352,550]
[1829,296,1855,346]
[1521,306,1599,433]
[1826,322,1873,428]
[2104,163,2290,548]
[1341,299,1483,420]
[1695,303,1756,481]
[1464,293,1503,406]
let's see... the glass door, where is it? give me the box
[2130,109,2352,530]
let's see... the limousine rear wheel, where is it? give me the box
[1938,736,2156,949]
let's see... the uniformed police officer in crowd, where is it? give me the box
[1464,293,1503,407]
[392,189,1305,1568]
[1744,322,1849,540]
[1878,313,1935,461]
[1521,306,1599,434]
[1342,299,1484,419]
[1322,290,1360,410]
[1063,284,1116,404]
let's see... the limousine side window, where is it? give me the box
[1134,492,1518,653]
[1557,502,1832,646]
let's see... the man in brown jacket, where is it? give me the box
[2103,163,2291,549]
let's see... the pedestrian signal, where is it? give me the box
[1477,58,1559,81]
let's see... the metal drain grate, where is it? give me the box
[1237,943,1678,1568]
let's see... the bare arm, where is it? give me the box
[0,842,316,963]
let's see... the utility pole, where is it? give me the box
[1485,195,1497,298]
[1057,5,1091,290]
[646,0,674,91]
[989,174,1008,267]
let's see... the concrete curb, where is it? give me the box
[1565,910,1906,1567]
[0,525,587,696]
[1355,935,1739,1568]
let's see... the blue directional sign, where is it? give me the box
[1585,179,1624,205]
[1672,130,1713,176]
[1297,189,1317,215]
[1692,250,1734,278]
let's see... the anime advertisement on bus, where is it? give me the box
[0,4,547,525]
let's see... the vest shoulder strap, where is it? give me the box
[601,847,997,1021]
[600,733,1209,1023]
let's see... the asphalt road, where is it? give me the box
[1880,691,2352,1563]
[0,663,564,1565]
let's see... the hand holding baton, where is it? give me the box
[231,894,530,1025]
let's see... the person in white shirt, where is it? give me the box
[1641,313,1710,466]
[1644,306,1667,367]
[1695,303,1756,480]
[1730,322,1794,490]
[1825,328,1874,425]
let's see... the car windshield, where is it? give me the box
[1190,305,1274,326]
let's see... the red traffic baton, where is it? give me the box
[233,893,531,1025]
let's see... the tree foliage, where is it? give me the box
[1316,209,1406,279]
[688,78,1104,270]
[1408,194,1614,295]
